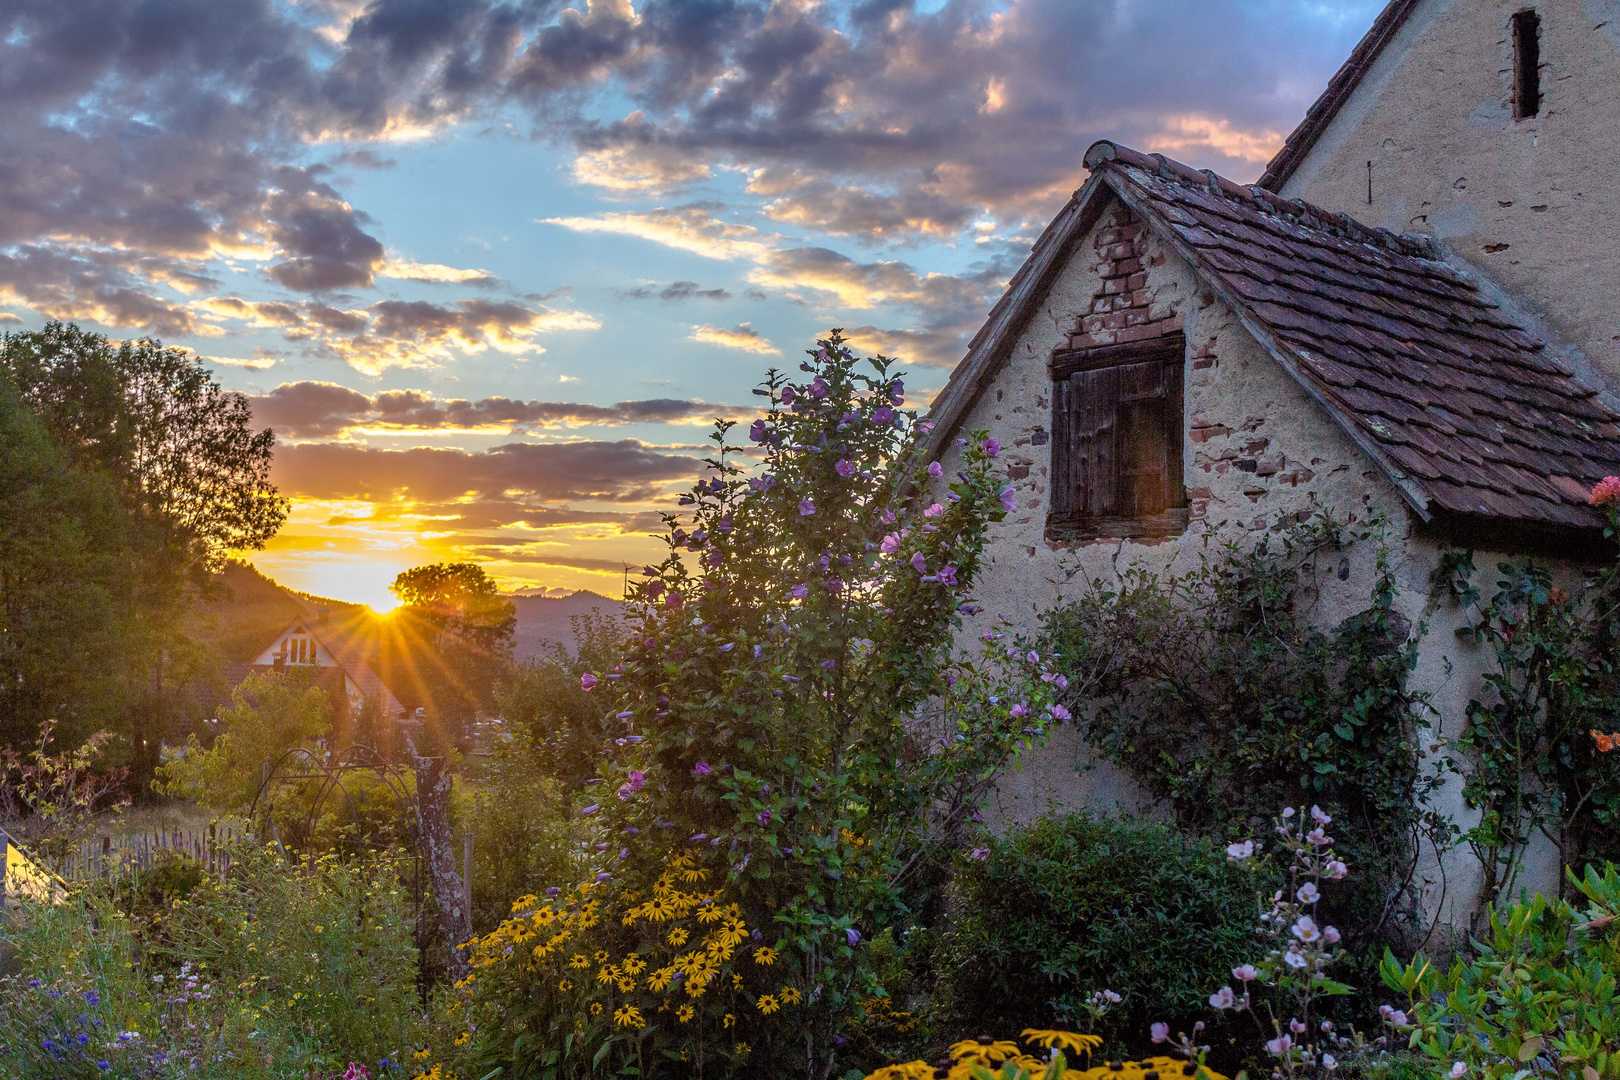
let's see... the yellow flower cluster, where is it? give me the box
[866,1032,1228,1080]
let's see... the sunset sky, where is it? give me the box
[1,0,1383,609]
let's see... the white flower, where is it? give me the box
[1209,986,1236,1010]
[1326,860,1348,879]
[1232,964,1258,982]
[1266,1034,1293,1056]
[1226,840,1255,861]
[1151,1023,1169,1043]
[1323,1054,1338,1070]
[1306,827,1331,846]
[1284,948,1308,969]
[1311,805,1332,825]
[1323,925,1341,944]
[1291,915,1321,942]
[1281,807,1296,818]
[1297,882,1321,904]
[1449,1064,1466,1078]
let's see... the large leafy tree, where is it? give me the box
[388,562,516,732]
[0,377,141,747]
[0,322,289,785]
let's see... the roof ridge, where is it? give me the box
[1082,140,1439,261]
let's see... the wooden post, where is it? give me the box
[101,835,111,879]
[463,832,474,920]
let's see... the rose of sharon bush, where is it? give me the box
[455,333,1060,1079]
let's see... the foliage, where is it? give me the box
[0,841,422,1079]
[450,332,1046,1078]
[1382,863,1620,1080]
[942,812,1270,1056]
[1428,543,1620,913]
[0,321,289,787]
[0,718,129,867]
[496,611,635,791]
[154,668,331,812]
[1034,517,1442,960]
[390,562,516,729]
[0,376,143,746]
[458,723,589,934]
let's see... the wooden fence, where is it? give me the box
[47,824,243,882]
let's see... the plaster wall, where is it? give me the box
[1278,0,1620,392]
[939,195,1567,928]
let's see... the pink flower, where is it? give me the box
[880,532,902,553]
[928,461,944,478]
[999,486,1018,512]
[1297,882,1321,904]
[1311,805,1332,825]
[581,673,599,691]
[810,376,829,397]
[1226,840,1254,861]
[937,565,958,586]
[1591,476,1620,506]
[758,809,772,825]
[665,592,684,609]
[910,551,927,574]
[791,583,809,599]
[980,437,1001,457]
[924,503,944,518]
[693,761,711,776]
[799,498,816,515]
[1209,986,1235,1009]
[1009,703,1029,718]
[970,847,990,861]
[1150,1023,1169,1044]
[1047,703,1071,720]
[1306,827,1331,846]
[1232,964,1257,982]
[1266,1035,1293,1057]
[1326,860,1348,879]
[835,459,856,477]
[1291,916,1320,942]
[1323,925,1341,944]
[645,580,665,598]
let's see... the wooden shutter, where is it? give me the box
[1117,360,1171,517]
[1071,364,1119,517]
[1050,374,1072,519]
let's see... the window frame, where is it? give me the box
[1512,9,1541,120]
[1047,333,1188,541]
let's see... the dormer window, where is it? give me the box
[1512,10,1541,119]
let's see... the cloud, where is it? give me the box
[687,322,778,355]
[0,313,21,324]
[247,380,748,439]
[380,257,500,286]
[618,280,732,301]
[197,295,601,374]
[540,204,772,261]
[205,354,282,371]
[271,439,698,505]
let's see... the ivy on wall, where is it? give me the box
[1033,517,1448,960]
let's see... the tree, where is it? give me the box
[0,376,142,748]
[388,562,515,731]
[0,322,290,786]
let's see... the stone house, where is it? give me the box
[925,0,1620,922]
[225,612,408,730]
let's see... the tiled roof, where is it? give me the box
[927,142,1620,531]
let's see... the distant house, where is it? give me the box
[225,613,408,724]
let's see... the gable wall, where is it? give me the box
[936,193,1572,923]
[1278,0,1620,390]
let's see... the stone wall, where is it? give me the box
[936,190,1568,928]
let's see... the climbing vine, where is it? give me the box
[1033,517,1447,962]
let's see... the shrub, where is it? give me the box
[1383,863,1620,1080]
[449,332,1050,1079]
[941,813,1269,1056]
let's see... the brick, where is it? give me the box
[1008,465,1030,479]
[1125,272,1148,291]
[1124,309,1150,327]
[1113,324,1166,344]
[1185,487,1213,499]
[1192,357,1215,369]
[1189,424,1232,443]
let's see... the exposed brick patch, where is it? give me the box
[1190,422,1233,443]
[1008,465,1030,480]
[1065,207,1184,351]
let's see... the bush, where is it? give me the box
[1383,863,1620,1080]
[942,813,1270,1057]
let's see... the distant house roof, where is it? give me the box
[232,611,408,719]
[927,141,1620,531]
[1256,0,1424,192]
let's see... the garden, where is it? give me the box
[8,333,1620,1080]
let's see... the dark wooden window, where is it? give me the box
[1048,335,1186,540]
[1512,10,1541,119]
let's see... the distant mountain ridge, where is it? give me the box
[508,590,624,661]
